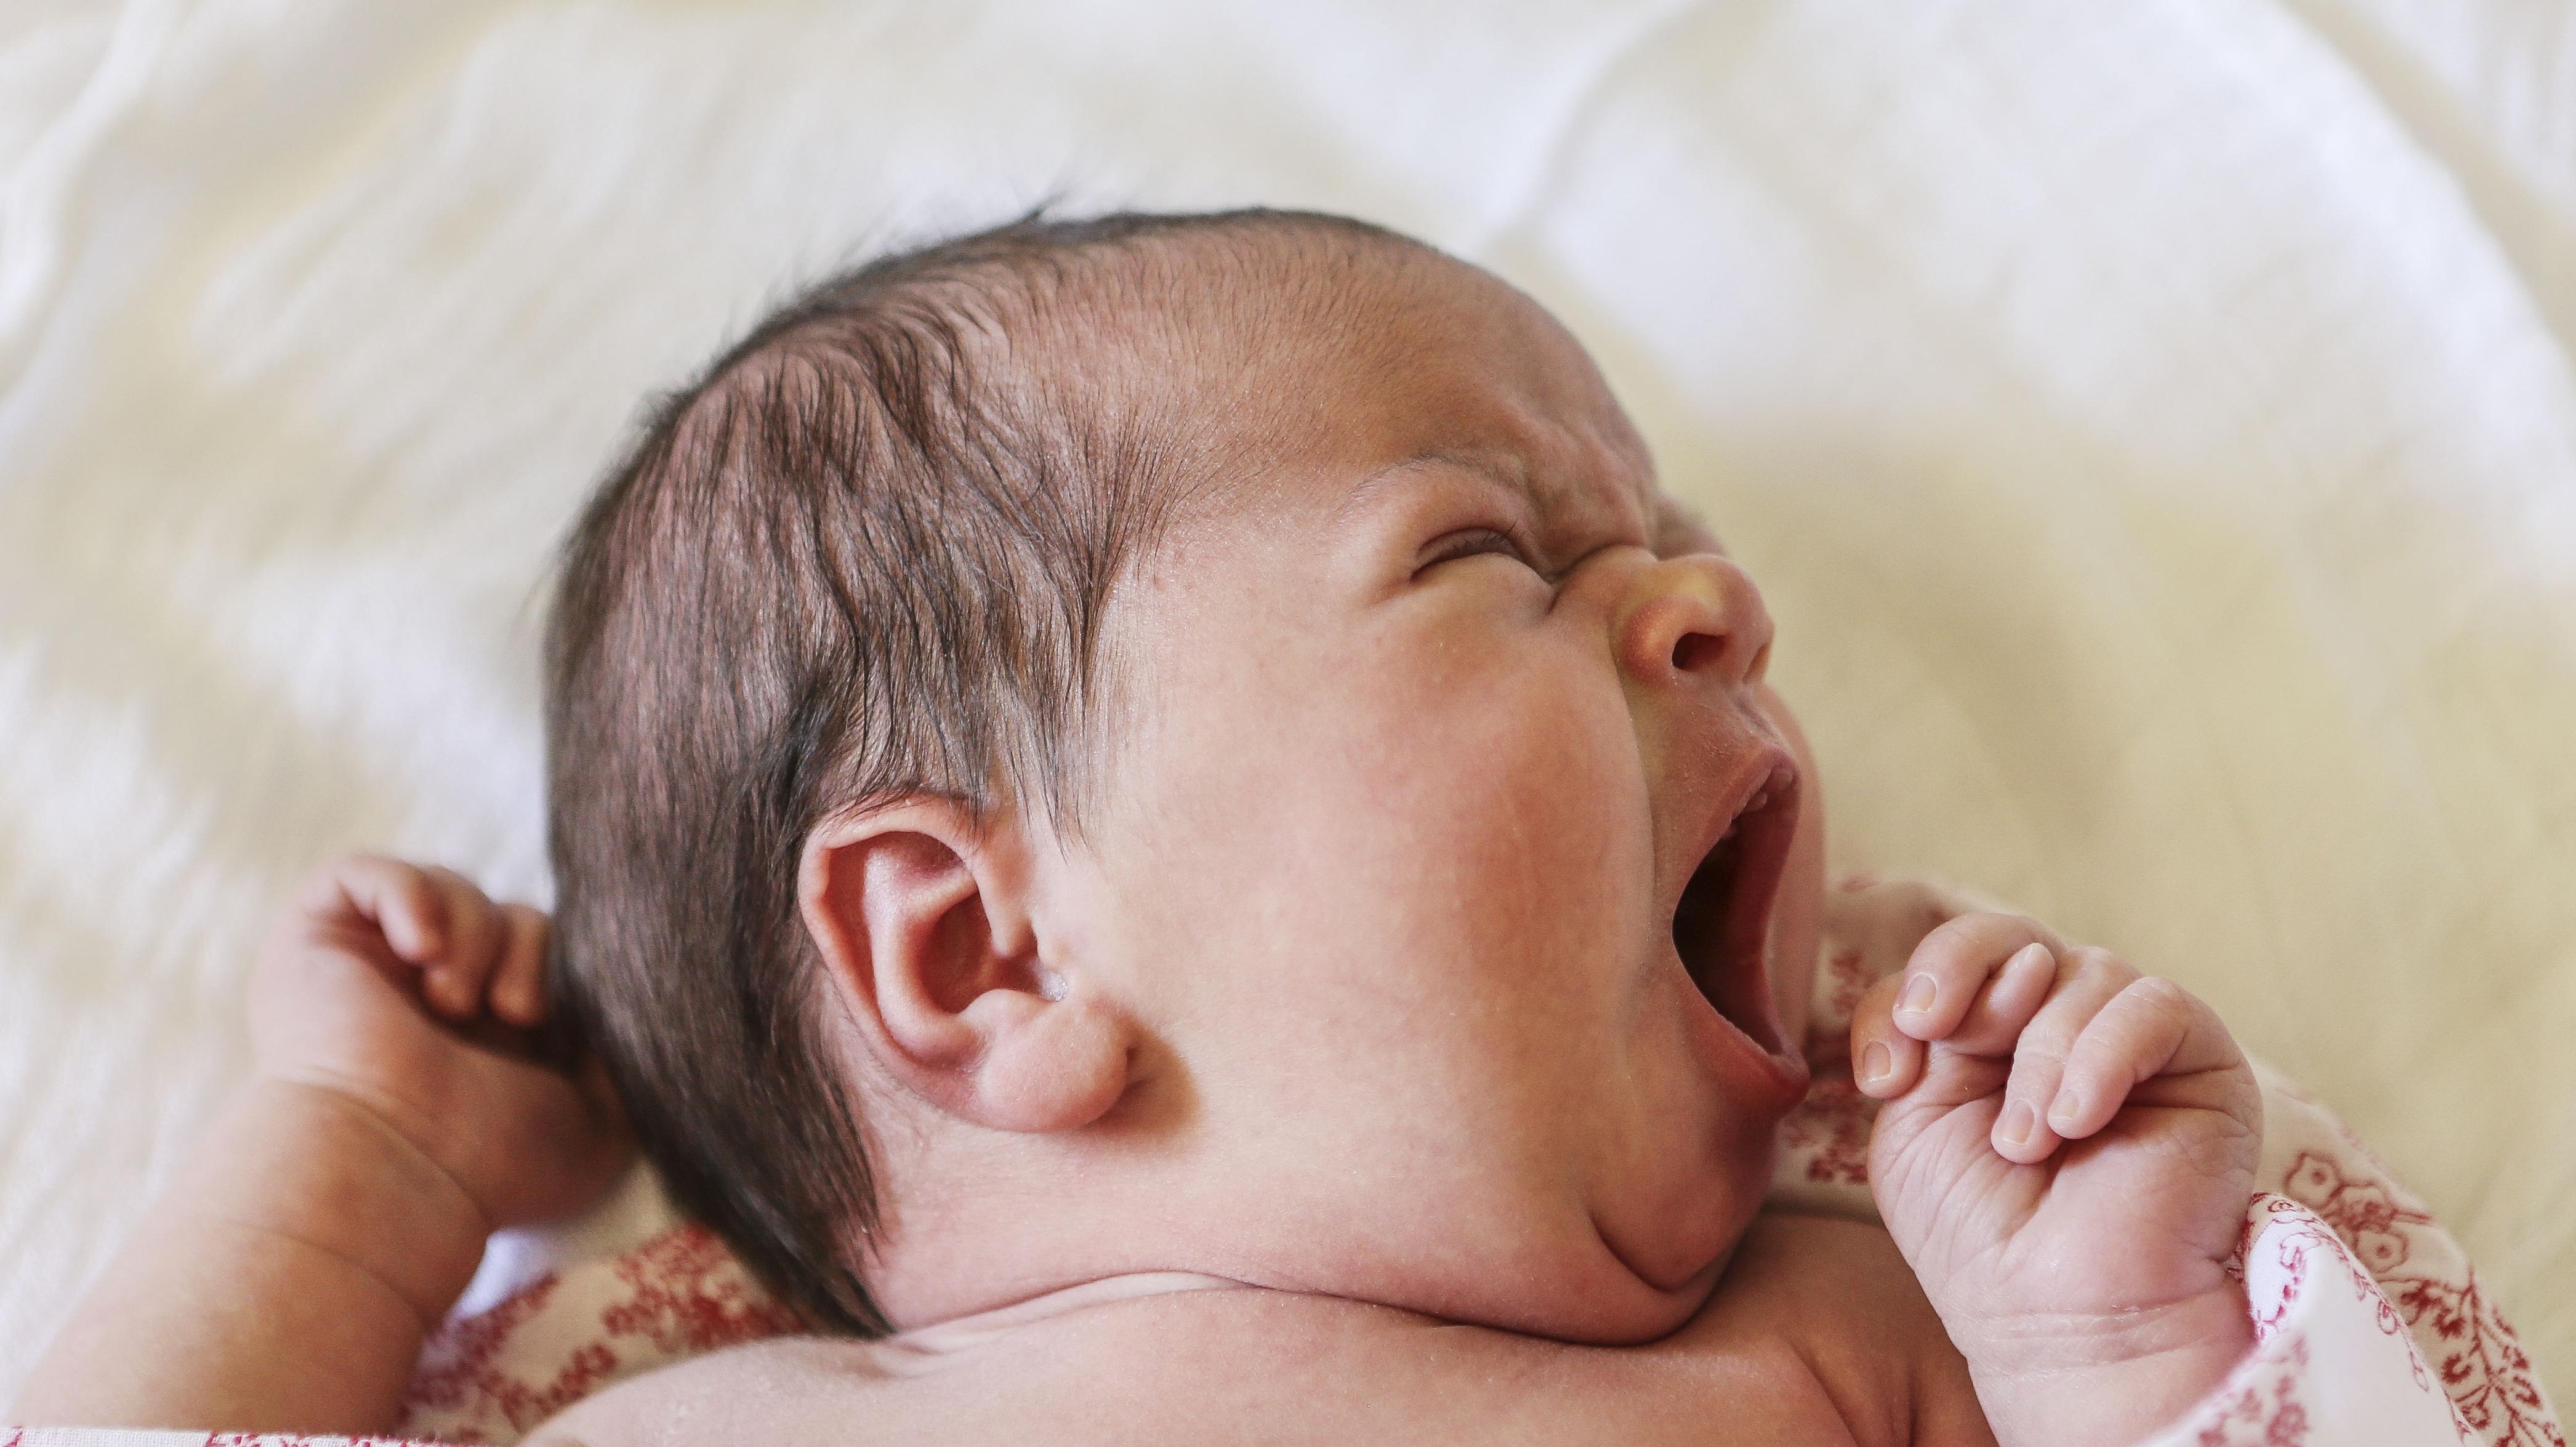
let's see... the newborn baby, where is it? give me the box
[10,210,2433,1445]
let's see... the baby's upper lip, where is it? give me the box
[1679,739,1798,906]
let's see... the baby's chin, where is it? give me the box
[1452,1224,1755,1347]
[1584,1148,1781,1339]
[1412,1131,1781,1346]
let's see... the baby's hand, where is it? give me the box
[251,854,630,1232]
[18,862,630,1430]
[1851,912,2261,1447]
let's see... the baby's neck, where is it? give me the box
[877,1271,1250,1360]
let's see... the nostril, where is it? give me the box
[1672,631,1727,675]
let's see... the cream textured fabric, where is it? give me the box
[2,0,2570,1410]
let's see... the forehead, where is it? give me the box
[1136,238,1660,536]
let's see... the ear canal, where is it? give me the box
[923,887,1023,1014]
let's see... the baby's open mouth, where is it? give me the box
[1671,755,1800,1066]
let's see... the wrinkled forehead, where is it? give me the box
[1104,236,1670,545]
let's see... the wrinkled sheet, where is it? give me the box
[2,0,2572,1416]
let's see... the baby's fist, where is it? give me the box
[252,855,630,1232]
[1852,913,2261,1447]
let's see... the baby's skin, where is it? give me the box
[20,239,2264,1445]
[18,862,2255,1446]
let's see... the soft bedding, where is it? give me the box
[2,0,2572,1420]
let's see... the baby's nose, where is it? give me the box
[1614,554,1773,691]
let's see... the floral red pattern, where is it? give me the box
[2193,1333,2314,1446]
[395,1224,799,1443]
[2279,1155,2564,1447]
[1776,944,1882,1186]
[2247,1195,2421,1368]
[1812,948,1870,1068]
[1777,1076,1875,1187]
[191,1438,419,1446]
[594,1221,805,1353]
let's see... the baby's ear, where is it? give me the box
[799,799,1135,1134]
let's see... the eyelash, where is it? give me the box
[1418,526,1542,575]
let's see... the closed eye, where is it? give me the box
[1416,526,1541,575]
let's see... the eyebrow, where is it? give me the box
[1331,447,1540,529]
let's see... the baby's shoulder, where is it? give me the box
[528,1215,1986,1447]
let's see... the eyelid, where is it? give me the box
[1415,524,1545,575]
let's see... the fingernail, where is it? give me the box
[2000,1099,2037,1148]
[1897,975,1936,1017]
[1861,1041,1893,1086]
[2049,1090,2083,1131]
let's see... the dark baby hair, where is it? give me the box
[541,206,1409,1333]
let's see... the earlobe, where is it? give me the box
[965,989,1135,1132]
[799,800,1137,1134]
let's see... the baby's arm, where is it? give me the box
[17,1076,495,1430]
[1850,913,2263,1447]
[13,856,630,1434]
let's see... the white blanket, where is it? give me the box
[2,0,2571,1412]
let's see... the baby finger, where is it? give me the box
[1850,972,1927,1098]
[2045,976,2231,1140]
[298,853,447,962]
[1933,940,2058,1056]
[420,867,504,1019]
[1894,912,2064,1044]
[1992,946,2138,1163]
[489,904,552,1028]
